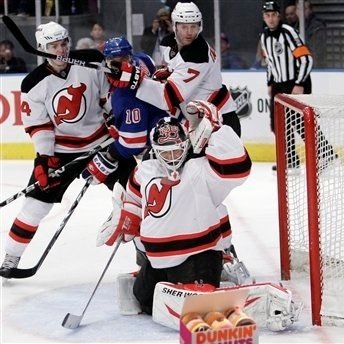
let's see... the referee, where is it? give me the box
[260,0,335,173]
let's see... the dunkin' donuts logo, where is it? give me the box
[230,86,252,119]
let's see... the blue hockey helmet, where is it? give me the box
[103,36,133,59]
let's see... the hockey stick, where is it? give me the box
[0,137,114,208]
[62,234,123,329]
[1,16,111,72]
[3,179,93,279]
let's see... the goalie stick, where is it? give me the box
[1,15,112,72]
[62,234,123,329]
[2,179,92,279]
[0,137,114,208]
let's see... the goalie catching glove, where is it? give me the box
[106,60,144,90]
[185,100,222,154]
[82,152,118,185]
[34,153,61,190]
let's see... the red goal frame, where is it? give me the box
[274,93,322,326]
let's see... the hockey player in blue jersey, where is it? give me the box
[81,36,173,246]
[105,38,170,160]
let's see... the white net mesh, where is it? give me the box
[280,94,344,324]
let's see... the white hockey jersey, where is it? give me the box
[136,34,237,118]
[21,61,111,155]
[126,125,251,269]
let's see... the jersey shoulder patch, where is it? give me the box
[21,64,50,93]
[180,35,209,63]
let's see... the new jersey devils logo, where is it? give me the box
[144,178,176,219]
[53,83,87,125]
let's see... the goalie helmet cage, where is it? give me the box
[274,94,344,327]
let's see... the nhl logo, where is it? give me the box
[274,42,283,55]
[229,86,252,119]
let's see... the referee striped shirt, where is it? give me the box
[260,23,313,86]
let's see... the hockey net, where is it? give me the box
[274,94,344,326]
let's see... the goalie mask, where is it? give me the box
[35,21,70,53]
[171,2,203,34]
[150,117,190,173]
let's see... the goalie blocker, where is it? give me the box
[115,273,303,332]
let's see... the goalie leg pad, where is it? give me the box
[152,281,303,332]
[116,273,142,315]
[152,282,215,330]
[237,283,303,332]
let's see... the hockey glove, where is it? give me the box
[152,67,172,83]
[106,61,143,90]
[82,152,118,185]
[97,182,125,246]
[106,201,142,245]
[34,153,61,190]
[186,100,222,154]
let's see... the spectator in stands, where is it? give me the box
[75,37,96,50]
[90,22,106,52]
[250,40,266,70]
[140,7,173,66]
[4,0,32,16]
[284,3,298,27]
[296,0,327,68]
[0,39,27,74]
[220,32,246,69]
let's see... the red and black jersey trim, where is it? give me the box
[219,215,232,238]
[207,148,252,178]
[208,84,230,110]
[25,121,54,136]
[55,124,108,148]
[164,80,184,112]
[141,219,229,257]
[127,168,141,197]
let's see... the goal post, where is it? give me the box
[274,94,344,326]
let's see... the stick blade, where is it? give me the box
[0,266,38,279]
[61,313,82,329]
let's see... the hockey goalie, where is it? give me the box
[99,99,302,332]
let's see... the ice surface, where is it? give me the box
[1,161,344,343]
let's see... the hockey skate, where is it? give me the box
[221,245,251,285]
[0,254,20,278]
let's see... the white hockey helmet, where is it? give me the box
[35,21,70,52]
[171,2,203,33]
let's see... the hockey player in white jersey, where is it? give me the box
[106,2,241,137]
[105,100,252,314]
[0,22,136,278]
